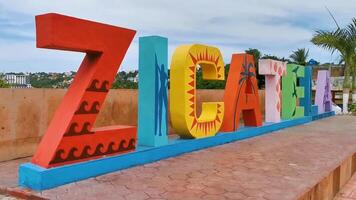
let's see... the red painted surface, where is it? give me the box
[31,13,136,168]
[221,53,262,132]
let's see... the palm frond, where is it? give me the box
[289,48,309,65]
[311,29,350,56]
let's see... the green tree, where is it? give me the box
[111,70,138,89]
[0,79,10,88]
[346,19,356,103]
[289,48,309,65]
[261,54,290,62]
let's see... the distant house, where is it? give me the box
[4,73,31,88]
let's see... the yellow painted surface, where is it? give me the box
[170,44,225,138]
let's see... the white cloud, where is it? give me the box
[0,0,354,72]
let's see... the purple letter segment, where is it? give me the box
[315,70,332,114]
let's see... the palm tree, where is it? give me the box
[289,48,309,65]
[311,25,355,113]
[346,18,356,103]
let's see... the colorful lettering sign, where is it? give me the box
[18,12,338,192]
[315,70,332,113]
[221,54,262,132]
[170,44,225,138]
[31,13,136,168]
[258,59,286,123]
[282,64,305,119]
[138,36,168,146]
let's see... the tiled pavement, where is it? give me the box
[0,195,17,200]
[334,173,356,200]
[0,116,355,200]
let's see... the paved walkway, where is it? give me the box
[0,116,355,200]
[0,195,16,200]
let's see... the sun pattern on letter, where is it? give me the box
[170,44,225,139]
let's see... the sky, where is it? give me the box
[0,0,355,72]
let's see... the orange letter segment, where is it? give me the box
[31,13,136,168]
[221,54,262,132]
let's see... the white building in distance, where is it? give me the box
[4,73,31,88]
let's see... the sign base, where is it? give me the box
[19,111,335,191]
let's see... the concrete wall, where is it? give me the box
[312,66,344,79]
[0,88,265,162]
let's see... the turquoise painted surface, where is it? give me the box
[138,36,168,147]
[18,112,335,191]
[300,65,316,116]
